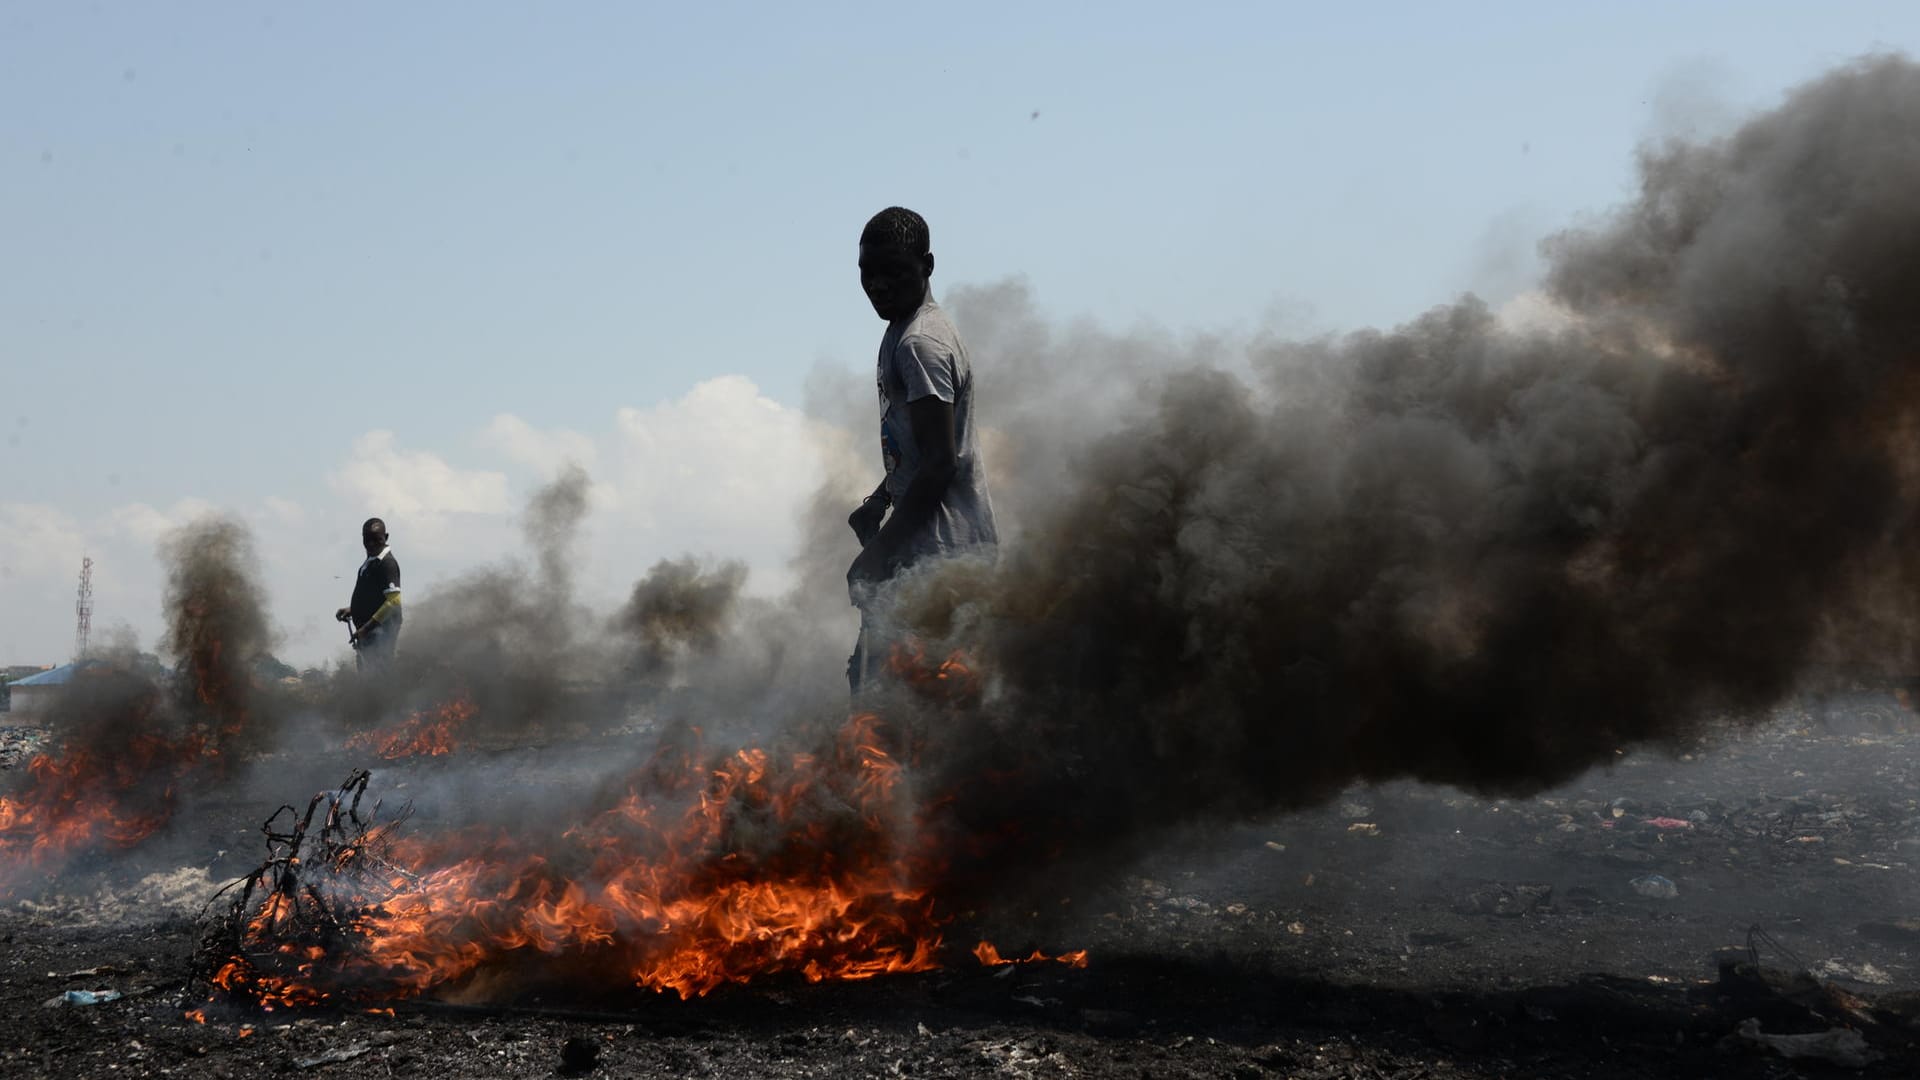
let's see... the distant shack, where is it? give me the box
[3,662,93,719]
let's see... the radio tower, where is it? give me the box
[74,555,94,663]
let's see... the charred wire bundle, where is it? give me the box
[194,770,415,1011]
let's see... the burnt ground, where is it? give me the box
[4,714,1920,1078]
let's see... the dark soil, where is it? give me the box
[4,716,1919,1078]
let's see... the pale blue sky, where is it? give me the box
[3,2,1917,665]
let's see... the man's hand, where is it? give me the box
[848,499,887,547]
[846,542,893,595]
[335,607,351,623]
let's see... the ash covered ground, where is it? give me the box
[3,709,1917,1079]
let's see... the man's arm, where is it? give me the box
[851,394,957,581]
[356,557,403,635]
[361,591,401,631]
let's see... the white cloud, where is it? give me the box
[476,375,864,597]
[110,497,219,545]
[0,502,86,578]
[613,375,828,536]
[329,430,511,516]
[484,414,598,473]
[263,496,306,526]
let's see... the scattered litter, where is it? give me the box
[42,989,121,1008]
[1814,959,1895,986]
[294,1043,372,1069]
[1858,918,1920,945]
[1734,1018,1881,1067]
[1629,874,1679,899]
[1262,841,1286,852]
[1643,817,1692,830]
[972,1037,1073,1076]
[1347,822,1380,836]
[48,965,122,979]
[1453,882,1552,917]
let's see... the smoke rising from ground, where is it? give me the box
[862,55,1920,892]
[617,557,748,681]
[159,518,274,741]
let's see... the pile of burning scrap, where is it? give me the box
[0,726,210,894]
[194,710,952,1010]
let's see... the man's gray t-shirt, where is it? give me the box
[877,297,997,560]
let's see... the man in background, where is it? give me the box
[336,517,402,672]
[846,207,997,692]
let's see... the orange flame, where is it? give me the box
[212,712,974,1007]
[0,733,218,896]
[345,695,477,761]
[887,641,980,700]
[973,941,1090,968]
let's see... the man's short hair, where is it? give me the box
[861,207,930,256]
[362,517,387,538]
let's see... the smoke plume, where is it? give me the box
[1,515,285,895]
[617,557,748,682]
[159,517,275,745]
[861,55,1920,891]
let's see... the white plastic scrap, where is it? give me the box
[1735,1018,1881,1068]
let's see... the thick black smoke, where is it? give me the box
[35,516,281,755]
[617,556,748,681]
[867,55,1920,891]
[160,518,273,725]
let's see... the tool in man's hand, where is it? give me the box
[337,609,360,648]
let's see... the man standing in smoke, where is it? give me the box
[336,517,403,672]
[845,207,998,692]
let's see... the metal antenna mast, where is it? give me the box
[74,555,94,662]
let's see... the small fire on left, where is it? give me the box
[0,732,219,897]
